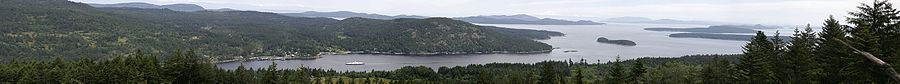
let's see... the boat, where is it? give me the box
[563,50,578,53]
[345,61,365,65]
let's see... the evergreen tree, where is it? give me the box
[606,57,626,84]
[262,62,281,84]
[847,0,900,83]
[477,69,493,84]
[573,65,585,84]
[816,15,855,83]
[850,1,900,67]
[700,56,732,84]
[777,25,819,83]
[538,61,560,84]
[736,31,776,83]
[163,50,214,83]
[628,60,646,84]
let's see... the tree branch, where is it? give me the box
[834,38,900,82]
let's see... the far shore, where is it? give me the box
[212,50,554,64]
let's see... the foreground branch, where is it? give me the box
[834,38,900,82]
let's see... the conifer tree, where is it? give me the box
[783,25,818,83]
[539,62,559,84]
[574,65,585,84]
[628,60,646,84]
[700,56,733,84]
[847,0,900,83]
[606,57,626,84]
[849,1,900,65]
[737,31,776,83]
[816,15,856,83]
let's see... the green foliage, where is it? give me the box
[844,0,900,83]
[700,56,734,84]
[605,57,627,84]
[628,60,647,83]
[816,16,857,83]
[331,18,554,53]
[736,31,776,83]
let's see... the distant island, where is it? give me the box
[602,17,740,25]
[596,37,637,46]
[644,25,771,33]
[281,11,429,20]
[88,2,206,12]
[88,2,242,12]
[669,33,792,41]
[452,14,606,25]
[279,11,604,25]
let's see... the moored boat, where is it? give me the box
[345,61,365,65]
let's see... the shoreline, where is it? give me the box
[212,49,553,64]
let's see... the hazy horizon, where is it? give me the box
[71,0,897,25]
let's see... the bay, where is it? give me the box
[216,23,754,71]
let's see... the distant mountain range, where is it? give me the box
[88,2,240,12]
[281,11,429,20]
[284,11,606,25]
[283,11,604,25]
[452,14,605,25]
[602,17,739,25]
[87,3,602,25]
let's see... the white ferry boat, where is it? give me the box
[345,61,365,65]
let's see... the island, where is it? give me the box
[596,37,637,46]
[669,33,792,41]
[644,25,762,33]
[452,14,606,25]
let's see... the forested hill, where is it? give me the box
[330,18,554,54]
[0,0,561,59]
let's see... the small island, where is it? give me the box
[596,37,637,46]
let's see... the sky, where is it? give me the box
[70,0,898,25]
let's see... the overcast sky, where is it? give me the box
[70,0,897,25]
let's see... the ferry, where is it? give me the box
[345,61,365,65]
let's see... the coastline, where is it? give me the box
[211,49,553,64]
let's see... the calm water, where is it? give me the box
[217,23,767,71]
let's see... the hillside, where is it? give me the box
[330,18,555,55]
[0,0,562,59]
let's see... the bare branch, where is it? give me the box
[833,38,900,82]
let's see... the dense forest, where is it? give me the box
[0,0,560,59]
[2,0,900,83]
